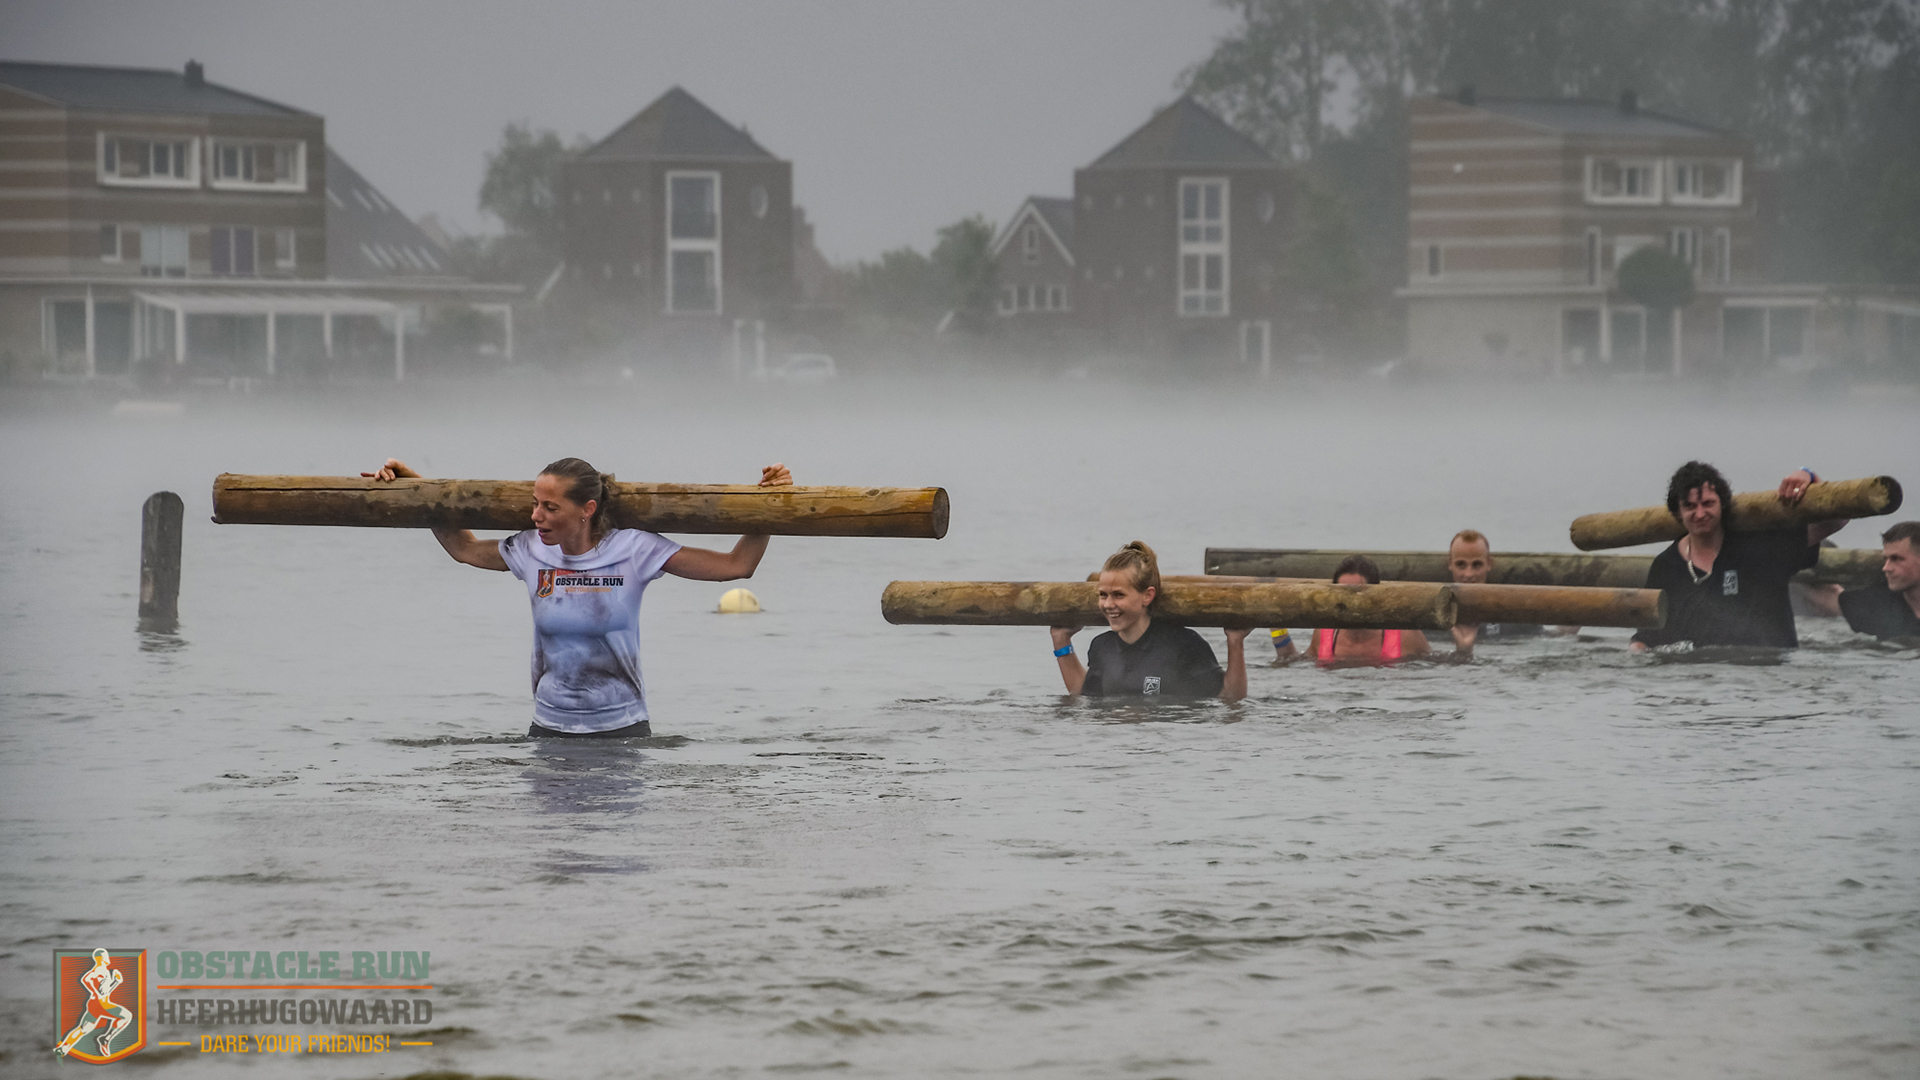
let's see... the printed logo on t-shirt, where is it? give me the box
[1722,570,1739,596]
[1142,676,1161,696]
[536,568,625,598]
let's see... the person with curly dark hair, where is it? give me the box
[1630,461,1845,651]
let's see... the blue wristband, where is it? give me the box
[1053,644,1074,658]
[1800,467,1819,483]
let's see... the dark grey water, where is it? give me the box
[3,377,1917,1079]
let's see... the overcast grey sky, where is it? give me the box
[3,0,1237,262]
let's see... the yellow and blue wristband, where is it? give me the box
[1270,629,1293,650]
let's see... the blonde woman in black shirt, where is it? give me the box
[1050,541,1249,701]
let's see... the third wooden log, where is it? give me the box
[882,580,1456,630]
[1569,475,1901,551]
[1202,547,1887,589]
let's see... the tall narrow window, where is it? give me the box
[140,225,188,278]
[1022,223,1039,264]
[1714,228,1731,284]
[666,172,721,313]
[1427,244,1442,277]
[211,226,256,277]
[100,223,122,262]
[1178,178,1228,315]
[1669,227,1698,268]
[274,228,296,269]
[1584,228,1600,285]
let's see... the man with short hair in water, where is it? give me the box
[1630,461,1845,652]
[1838,521,1920,643]
[1051,541,1249,701]
[1444,529,1576,659]
[54,950,133,1059]
[1309,555,1432,664]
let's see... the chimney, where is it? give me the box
[184,60,204,88]
[1456,83,1477,107]
[1618,88,1638,115]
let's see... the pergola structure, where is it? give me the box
[128,291,513,380]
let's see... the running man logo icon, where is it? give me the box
[536,569,556,598]
[53,948,145,1063]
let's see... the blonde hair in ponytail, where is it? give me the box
[1102,541,1162,605]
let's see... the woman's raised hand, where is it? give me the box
[760,463,792,487]
[361,458,420,482]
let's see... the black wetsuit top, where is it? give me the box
[1632,527,1818,649]
[1082,620,1225,698]
[1838,583,1920,642]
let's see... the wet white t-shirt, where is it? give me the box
[498,528,681,733]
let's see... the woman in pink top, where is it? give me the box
[1309,555,1431,665]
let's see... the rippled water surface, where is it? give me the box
[2,377,1917,1079]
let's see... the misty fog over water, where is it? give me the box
[1,374,1916,1078]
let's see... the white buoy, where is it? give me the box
[718,587,761,613]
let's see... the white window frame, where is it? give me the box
[1177,176,1229,317]
[207,138,306,192]
[274,227,297,270]
[98,132,200,189]
[1585,156,1661,205]
[140,224,189,278]
[1669,158,1741,206]
[665,170,722,315]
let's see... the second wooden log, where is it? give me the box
[1569,475,1901,551]
[1157,575,1665,629]
[211,474,950,539]
[882,580,1456,630]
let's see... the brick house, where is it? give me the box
[558,87,793,358]
[0,59,513,380]
[989,196,1075,320]
[1071,97,1294,368]
[1400,89,1919,376]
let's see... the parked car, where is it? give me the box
[767,353,836,382]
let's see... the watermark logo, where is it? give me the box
[53,948,145,1064]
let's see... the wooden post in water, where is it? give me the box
[882,580,1457,630]
[1569,475,1901,551]
[211,474,950,539]
[1202,547,1888,590]
[139,491,184,630]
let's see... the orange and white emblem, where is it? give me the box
[53,948,144,1063]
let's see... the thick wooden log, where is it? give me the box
[882,580,1456,630]
[1159,575,1664,629]
[1569,475,1901,551]
[1202,547,1887,589]
[139,491,183,630]
[211,474,949,539]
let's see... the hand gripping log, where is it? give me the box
[1141,575,1665,630]
[1202,547,1888,590]
[1569,475,1901,551]
[881,580,1456,630]
[212,475,949,539]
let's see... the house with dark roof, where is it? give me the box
[0,59,514,380]
[1399,89,1920,377]
[1070,97,1294,367]
[990,196,1075,320]
[558,87,792,354]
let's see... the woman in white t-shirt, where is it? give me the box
[365,455,791,738]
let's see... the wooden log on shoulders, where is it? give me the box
[1202,547,1886,589]
[211,474,949,539]
[1204,548,1654,588]
[882,580,1456,630]
[1157,575,1664,629]
[1569,475,1901,551]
